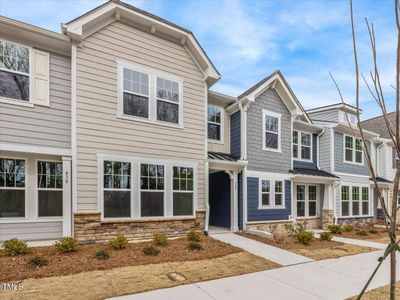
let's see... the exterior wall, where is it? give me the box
[333,131,371,176]
[75,21,206,212]
[307,109,338,123]
[246,89,291,173]
[0,52,71,149]
[293,134,318,169]
[386,145,396,180]
[209,171,230,228]
[207,106,230,154]
[74,211,205,244]
[247,177,291,222]
[319,129,332,172]
[230,111,241,158]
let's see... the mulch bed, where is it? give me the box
[333,227,395,243]
[0,236,241,282]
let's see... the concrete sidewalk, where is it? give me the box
[112,250,399,300]
[210,232,313,266]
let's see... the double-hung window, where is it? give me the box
[259,179,284,208]
[296,184,317,217]
[140,164,164,217]
[103,161,131,218]
[352,187,360,216]
[341,185,369,217]
[0,158,25,218]
[362,187,369,215]
[37,161,63,217]
[208,106,222,141]
[123,68,149,118]
[344,135,363,164]
[263,110,281,151]
[156,77,180,124]
[0,40,30,102]
[341,186,350,216]
[173,166,194,216]
[293,131,312,160]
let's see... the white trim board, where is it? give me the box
[0,143,71,156]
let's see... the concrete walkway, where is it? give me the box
[112,250,399,300]
[210,232,313,266]
[331,236,387,249]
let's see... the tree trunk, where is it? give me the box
[391,236,397,300]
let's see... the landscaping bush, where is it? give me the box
[328,225,343,234]
[54,237,77,253]
[357,230,368,236]
[109,235,128,250]
[2,238,30,256]
[94,250,110,260]
[187,241,203,251]
[284,222,306,235]
[296,231,314,245]
[143,245,160,256]
[320,232,332,241]
[343,224,354,232]
[273,231,289,244]
[187,230,201,242]
[153,233,168,246]
[369,229,378,234]
[28,255,48,267]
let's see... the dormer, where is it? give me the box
[307,103,361,127]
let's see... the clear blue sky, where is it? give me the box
[1,0,397,120]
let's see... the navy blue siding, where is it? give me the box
[209,171,231,228]
[293,134,318,169]
[238,172,243,230]
[230,111,241,158]
[247,177,291,222]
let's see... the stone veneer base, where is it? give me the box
[74,211,205,244]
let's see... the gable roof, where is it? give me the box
[360,112,396,139]
[62,0,220,86]
[307,102,361,114]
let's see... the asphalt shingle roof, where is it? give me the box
[360,112,396,139]
[208,152,239,161]
[289,168,338,178]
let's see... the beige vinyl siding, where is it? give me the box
[76,21,207,212]
[0,222,62,241]
[0,53,71,149]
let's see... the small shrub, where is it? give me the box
[357,230,368,236]
[328,225,343,234]
[320,232,332,241]
[285,222,306,235]
[54,237,77,253]
[369,229,378,234]
[2,239,30,256]
[187,241,203,251]
[343,224,354,232]
[273,231,289,244]
[109,235,128,250]
[187,230,201,242]
[95,250,110,260]
[153,233,168,246]
[143,246,160,256]
[28,255,48,267]
[296,231,314,245]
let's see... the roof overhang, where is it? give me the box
[334,123,379,139]
[208,90,236,108]
[208,159,247,172]
[62,0,220,86]
[293,119,324,134]
[307,103,361,115]
[291,174,339,184]
[0,16,71,56]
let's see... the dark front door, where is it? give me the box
[209,171,231,228]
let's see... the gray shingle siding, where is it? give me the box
[247,89,291,173]
[293,134,318,169]
[334,131,371,176]
[308,109,338,123]
[230,111,241,158]
[319,129,331,172]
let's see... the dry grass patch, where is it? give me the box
[347,282,400,299]
[237,232,376,260]
[0,252,279,300]
[334,227,392,244]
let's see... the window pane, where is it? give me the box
[309,202,316,216]
[352,201,360,216]
[275,181,282,193]
[157,100,179,124]
[342,202,349,216]
[345,136,353,148]
[173,192,193,216]
[6,173,15,187]
[362,187,369,200]
[104,191,130,218]
[208,123,221,140]
[309,186,317,200]
[301,133,311,146]
[352,187,360,200]
[265,116,278,132]
[355,139,362,151]
[342,186,349,200]
[362,202,369,215]
[157,78,179,102]
[355,151,362,163]
[262,180,270,193]
[0,70,29,101]
[265,132,278,149]
[123,93,149,118]
[292,131,298,144]
[301,146,311,160]
[297,185,305,200]
[262,194,270,206]
[297,201,305,217]
[345,149,353,161]
[104,161,112,175]
[0,189,25,218]
[293,145,298,158]
[38,191,62,217]
[275,194,283,206]
[141,191,164,217]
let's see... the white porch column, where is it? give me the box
[62,156,72,237]
[323,184,334,210]
[232,171,239,231]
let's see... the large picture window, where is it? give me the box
[208,106,222,141]
[259,179,285,208]
[296,185,317,217]
[341,185,369,217]
[141,164,164,217]
[293,131,312,160]
[103,160,131,218]
[263,110,281,151]
[37,161,63,217]
[344,135,363,164]
[122,68,149,118]
[0,40,30,102]
[157,77,180,124]
[172,166,194,216]
[0,158,25,218]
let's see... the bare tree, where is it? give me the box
[330,0,400,299]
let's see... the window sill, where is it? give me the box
[293,158,314,163]
[296,216,319,219]
[338,215,373,219]
[343,160,364,166]
[258,206,286,210]
[0,97,34,107]
[101,215,195,223]
[208,139,224,145]
[262,147,281,153]
[117,114,183,129]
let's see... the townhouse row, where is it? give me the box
[0,0,397,243]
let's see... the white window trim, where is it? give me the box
[117,60,184,129]
[207,104,224,144]
[172,166,195,217]
[293,130,313,162]
[34,159,63,220]
[294,184,319,218]
[258,178,285,209]
[262,109,281,153]
[97,154,197,221]
[0,39,34,107]
[340,184,371,217]
[343,135,364,165]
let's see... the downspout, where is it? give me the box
[204,161,210,236]
[204,81,210,236]
[316,128,325,169]
[238,102,248,230]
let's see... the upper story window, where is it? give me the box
[392,147,399,169]
[118,62,183,127]
[339,110,357,126]
[263,110,281,152]
[0,40,30,102]
[293,131,312,161]
[208,105,222,141]
[344,135,363,164]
